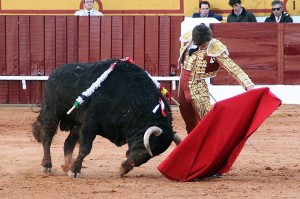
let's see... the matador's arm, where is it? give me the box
[207,39,254,90]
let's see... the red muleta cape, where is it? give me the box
[157,87,281,181]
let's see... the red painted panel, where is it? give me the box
[56,16,67,67]
[30,16,45,104]
[212,23,278,69]
[0,16,8,103]
[226,51,277,70]
[283,25,300,57]
[78,17,89,63]
[1,17,300,104]
[212,69,278,85]
[44,16,56,103]
[212,23,278,39]
[100,16,112,60]
[19,16,30,76]
[89,17,101,62]
[0,17,6,75]
[284,71,300,84]
[6,16,19,76]
[170,16,182,75]
[210,23,281,86]
[0,82,8,103]
[6,16,19,103]
[212,23,278,71]
[283,24,300,45]
[158,16,170,76]
[145,17,159,75]
[284,55,300,84]
[44,16,56,75]
[67,16,78,63]
[133,16,145,68]
[19,16,31,103]
[284,46,300,56]
[158,16,171,104]
[111,16,123,59]
[170,16,183,103]
[284,55,300,72]
[30,16,45,75]
[122,16,134,60]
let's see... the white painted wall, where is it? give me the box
[209,85,300,104]
[0,76,299,104]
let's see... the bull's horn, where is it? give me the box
[173,133,182,145]
[144,126,162,157]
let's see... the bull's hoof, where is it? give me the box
[61,164,70,173]
[42,167,51,173]
[68,170,81,178]
[119,160,134,177]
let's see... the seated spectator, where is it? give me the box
[192,1,223,21]
[227,0,256,22]
[265,0,293,23]
[74,0,103,16]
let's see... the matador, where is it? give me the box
[178,24,254,133]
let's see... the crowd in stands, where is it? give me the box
[74,0,294,23]
[192,0,293,23]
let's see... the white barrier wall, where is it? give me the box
[0,76,299,104]
[209,85,300,105]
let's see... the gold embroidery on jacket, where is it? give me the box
[180,38,254,119]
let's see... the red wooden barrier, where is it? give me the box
[19,16,30,104]
[123,16,134,61]
[0,16,6,103]
[283,24,300,84]
[211,23,300,85]
[0,16,299,104]
[133,17,145,69]
[6,16,19,104]
[100,16,112,60]
[211,23,279,85]
[45,16,56,75]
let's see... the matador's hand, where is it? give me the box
[246,85,254,91]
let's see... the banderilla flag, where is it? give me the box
[157,87,281,181]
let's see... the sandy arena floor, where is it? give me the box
[0,104,299,199]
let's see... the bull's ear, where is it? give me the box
[143,126,162,157]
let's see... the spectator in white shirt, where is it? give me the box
[74,0,103,16]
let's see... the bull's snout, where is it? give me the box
[119,159,135,177]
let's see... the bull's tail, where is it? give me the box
[32,115,43,143]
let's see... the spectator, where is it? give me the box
[74,0,103,16]
[227,0,256,22]
[178,24,254,133]
[265,0,293,23]
[192,1,223,21]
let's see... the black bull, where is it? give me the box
[32,59,181,177]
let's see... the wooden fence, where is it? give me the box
[0,16,183,104]
[0,16,299,104]
[211,23,300,86]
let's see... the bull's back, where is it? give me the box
[44,60,114,102]
[43,59,161,120]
